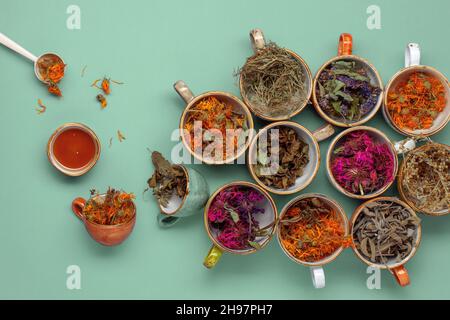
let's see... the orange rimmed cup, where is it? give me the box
[47,123,101,176]
[383,43,450,137]
[277,193,349,289]
[312,33,384,127]
[71,195,136,246]
[247,121,335,195]
[174,81,254,165]
[239,28,313,121]
[326,126,418,200]
[203,181,277,268]
[350,197,422,287]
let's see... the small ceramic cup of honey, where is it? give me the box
[156,165,210,228]
[312,33,384,127]
[383,43,450,137]
[47,123,101,176]
[239,28,313,121]
[350,197,421,287]
[247,121,335,195]
[71,194,136,246]
[203,181,277,269]
[326,126,417,200]
[277,193,349,289]
[174,80,254,165]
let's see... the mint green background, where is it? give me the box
[0,0,449,299]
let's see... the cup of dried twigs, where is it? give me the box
[383,43,450,137]
[71,189,136,246]
[174,81,254,165]
[203,181,277,269]
[326,126,417,200]
[350,197,422,287]
[277,194,350,289]
[238,28,313,121]
[398,141,450,216]
[312,33,384,127]
[247,121,335,195]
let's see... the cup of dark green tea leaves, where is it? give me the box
[147,151,210,228]
[247,121,335,195]
[312,33,383,127]
[238,28,313,121]
[350,197,422,287]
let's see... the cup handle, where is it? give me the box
[71,197,86,220]
[174,80,195,104]
[250,28,266,52]
[338,33,353,56]
[405,43,420,67]
[310,266,326,289]
[157,213,180,228]
[390,265,410,286]
[394,138,416,154]
[203,245,223,269]
[312,124,335,142]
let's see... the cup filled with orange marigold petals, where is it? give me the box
[277,194,351,289]
[71,188,136,246]
[384,43,450,137]
[174,80,254,165]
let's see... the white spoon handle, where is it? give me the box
[0,32,37,62]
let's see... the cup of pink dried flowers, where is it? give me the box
[203,181,278,268]
[326,126,416,199]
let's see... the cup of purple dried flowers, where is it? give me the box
[247,121,335,195]
[203,181,277,268]
[350,197,422,287]
[312,33,383,127]
[326,126,416,199]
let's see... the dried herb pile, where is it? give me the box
[184,96,247,161]
[84,188,135,225]
[279,197,350,262]
[353,200,420,264]
[37,55,65,97]
[208,186,272,250]
[316,60,381,123]
[91,77,123,109]
[401,143,449,214]
[147,151,187,208]
[239,43,308,118]
[331,130,395,195]
[387,72,447,131]
[254,127,309,189]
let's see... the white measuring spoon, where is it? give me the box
[0,32,65,83]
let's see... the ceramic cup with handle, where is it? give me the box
[156,165,210,228]
[383,43,450,137]
[239,28,313,121]
[350,196,422,287]
[326,126,416,200]
[247,121,335,195]
[312,33,384,127]
[71,194,136,246]
[203,181,277,269]
[174,80,254,165]
[277,193,349,289]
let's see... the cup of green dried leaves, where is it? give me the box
[238,29,313,121]
[248,121,335,195]
[398,142,450,216]
[147,151,210,228]
[351,197,421,287]
[312,33,383,127]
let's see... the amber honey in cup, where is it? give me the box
[47,123,101,176]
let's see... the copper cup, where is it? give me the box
[312,33,384,127]
[174,81,254,165]
[47,122,101,176]
[71,195,136,246]
[350,196,422,287]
